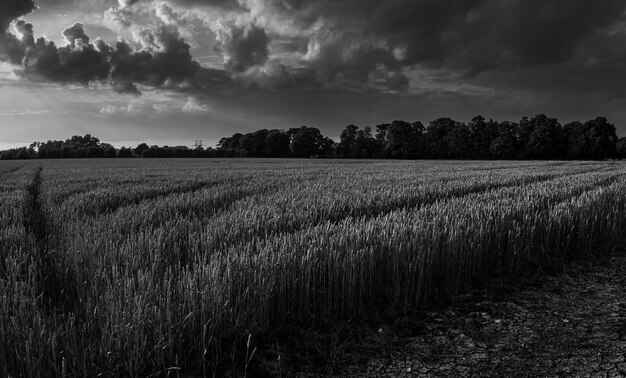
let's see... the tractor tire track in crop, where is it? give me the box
[70,179,234,217]
[111,184,287,235]
[23,167,47,252]
[218,168,619,253]
[0,164,25,180]
[96,170,326,218]
[82,174,298,217]
[23,167,80,314]
[23,167,56,304]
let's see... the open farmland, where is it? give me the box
[1,159,626,376]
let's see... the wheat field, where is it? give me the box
[1,159,625,376]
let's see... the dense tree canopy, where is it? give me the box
[1,115,624,160]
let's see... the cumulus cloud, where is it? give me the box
[0,0,205,93]
[117,0,139,9]
[154,2,217,42]
[182,97,209,113]
[62,23,90,46]
[104,6,159,49]
[155,2,185,27]
[100,97,208,116]
[100,101,150,115]
[13,20,35,46]
[100,104,129,115]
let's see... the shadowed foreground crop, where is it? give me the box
[0,159,625,376]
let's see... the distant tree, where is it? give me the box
[134,143,149,157]
[101,143,117,158]
[289,126,332,158]
[216,133,246,156]
[239,129,269,157]
[15,148,31,160]
[265,130,291,157]
[318,136,337,158]
[447,123,472,159]
[83,146,103,158]
[427,117,459,159]
[169,146,189,158]
[380,120,424,158]
[524,114,562,159]
[516,116,533,158]
[116,147,134,158]
[217,133,243,150]
[201,147,217,158]
[562,121,589,159]
[468,115,499,159]
[354,126,379,158]
[338,125,379,158]
[585,117,617,160]
[142,145,159,158]
[373,123,390,157]
[338,124,359,158]
[617,137,626,160]
[375,123,390,142]
[192,146,206,158]
[489,121,518,159]
[69,134,100,149]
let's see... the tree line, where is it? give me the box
[2,114,626,160]
[211,115,626,160]
[0,135,216,160]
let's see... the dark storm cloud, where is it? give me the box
[0,0,37,32]
[209,19,323,90]
[473,30,626,103]
[112,0,624,71]
[4,0,626,103]
[19,33,111,83]
[304,28,407,89]
[235,0,626,92]
[0,0,37,63]
[393,0,626,73]
[111,79,141,95]
[204,0,625,86]
[0,19,36,65]
[215,21,269,72]
[110,26,201,86]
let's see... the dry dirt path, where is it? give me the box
[287,252,626,377]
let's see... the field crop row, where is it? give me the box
[0,159,624,376]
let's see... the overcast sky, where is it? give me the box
[1,0,626,148]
